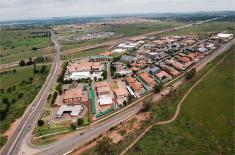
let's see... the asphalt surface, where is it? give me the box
[0,30,61,155]
[0,17,226,155]
[35,38,235,155]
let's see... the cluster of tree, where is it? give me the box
[37,119,45,127]
[185,68,196,80]
[127,94,134,104]
[5,85,16,93]
[19,56,52,67]
[34,56,52,63]
[0,69,16,75]
[140,100,151,113]
[114,73,127,79]
[0,98,10,120]
[102,70,107,80]
[30,31,51,38]
[33,64,47,74]
[20,77,34,86]
[153,82,163,93]
[56,84,63,95]
[77,118,83,126]
[50,92,58,106]
[110,63,116,77]
[19,57,34,67]
[70,118,86,130]
[57,62,68,83]
[95,137,115,155]
[77,78,92,83]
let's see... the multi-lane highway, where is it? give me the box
[0,17,227,155]
[0,30,61,155]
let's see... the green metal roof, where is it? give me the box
[89,86,96,114]
[95,107,114,118]
[90,55,112,59]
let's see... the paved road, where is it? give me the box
[36,38,235,155]
[0,30,61,155]
[0,17,221,70]
[0,17,225,155]
[120,40,234,155]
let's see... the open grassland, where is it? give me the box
[60,20,183,51]
[106,21,182,37]
[164,21,235,37]
[0,27,52,64]
[127,47,235,155]
[61,46,109,60]
[0,48,54,64]
[0,65,50,148]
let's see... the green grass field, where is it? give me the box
[127,48,235,154]
[0,65,50,148]
[60,21,183,51]
[61,46,109,60]
[163,21,235,38]
[0,27,52,64]
[0,49,54,64]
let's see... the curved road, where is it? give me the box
[38,38,235,155]
[0,17,226,155]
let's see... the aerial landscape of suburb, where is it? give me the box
[0,0,234,155]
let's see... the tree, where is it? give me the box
[77,118,83,126]
[32,47,39,51]
[70,123,76,130]
[40,65,46,73]
[123,100,127,106]
[2,98,9,104]
[102,70,107,80]
[140,101,151,112]
[33,63,38,73]
[95,137,114,155]
[38,119,45,127]
[19,60,26,67]
[154,82,163,93]
[185,68,196,80]
[127,94,134,103]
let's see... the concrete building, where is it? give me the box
[139,72,156,86]
[56,105,83,118]
[63,88,89,105]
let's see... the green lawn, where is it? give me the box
[0,27,52,63]
[127,48,235,154]
[163,21,235,38]
[61,46,109,60]
[0,65,50,148]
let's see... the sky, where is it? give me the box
[0,0,234,21]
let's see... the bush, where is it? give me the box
[185,68,196,80]
[95,137,114,155]
[19,60,26,67]
[38,119,45,127]
[154,82,163,93]
[102,70,107,80]
[77,118,84,126]
[70,123,77,130]
[18,93,24,99]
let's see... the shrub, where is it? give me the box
[154,82,163,93]
[38,119,45,127]
[77,118,84,126]
[95,137,114,155]
[185,68,196,80]
[70,123,77,130]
